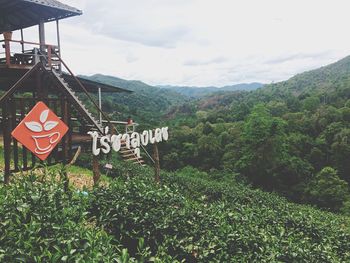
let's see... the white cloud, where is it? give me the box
[47,0,350,86]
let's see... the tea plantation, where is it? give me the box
[1,165,349,262]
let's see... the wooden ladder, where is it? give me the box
[51,69,104,134]
[120,140,145,166]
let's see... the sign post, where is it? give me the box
[153,142,160,183]
[93,155,100,185]
[10,101,69,186]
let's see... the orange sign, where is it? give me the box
[11,101,69,161]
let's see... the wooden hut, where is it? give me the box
[0,0,146,183]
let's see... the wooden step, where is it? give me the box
[120,150,133,154]
[122,153,136,157]
[120,147,130,150]
[125,157,142,161]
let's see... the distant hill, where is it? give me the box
[158,82,263,98]
[191,55,350,112]
[81,55,350,125]
[81,74,189,126]
[262,55,350,97]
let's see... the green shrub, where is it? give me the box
[0,170,128,262]
[75,152,92,170]
[2,165,350,262]
[90,171,350,262]
[305,167,350,211]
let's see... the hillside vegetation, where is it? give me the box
[82,74,189,127]
[80,75,263,126]
[1,164,349,262]
[159,55,350,214]
[158,82,263,98]
[263,55,350,96]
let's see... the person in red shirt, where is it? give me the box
[127,116,133,125]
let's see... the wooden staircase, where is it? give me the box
[50,60,148,167]
[51,69,104,134]
[120,140,145,166]
[51,70,147,167]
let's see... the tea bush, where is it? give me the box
[0,170,130,262]
[1,164,350,262]
[90,169,350,262]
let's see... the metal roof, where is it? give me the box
[0,0,82,33]
[62,73,133,93]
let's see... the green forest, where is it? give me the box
[87,55,350,215]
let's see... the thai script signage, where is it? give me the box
[88,127,169,157]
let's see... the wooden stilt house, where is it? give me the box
[0,0,146,183]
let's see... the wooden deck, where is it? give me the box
[0,64,33,70]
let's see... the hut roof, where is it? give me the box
[0,0,82,33]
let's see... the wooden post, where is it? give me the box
[92,155,100,186]
[3,32,11,66]
[67,103,72,160]
[153,143,160,183]
[30,98,36,168]
[11,98,19,172]
[3,101,11,184]
[47,45,52,67]
[36,68,44,101]
[50,99,59,164]
[20,29,24,53]
[38,21,46,52]
[61,98,69,192]
[56,20,62,73]
[20,98,27,170]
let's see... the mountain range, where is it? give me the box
[82,55,350,123]
[157,83,264,98]
[82,74,263,124]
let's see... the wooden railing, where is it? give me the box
[0,39,60,69]
[50,49,116,133]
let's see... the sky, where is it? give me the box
[19,0,350,86]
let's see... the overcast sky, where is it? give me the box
[28,0,350,86]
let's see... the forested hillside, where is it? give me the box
[81,75,263,125]
[158,82,263,98]
[81,74,189,126]
[159,55,350,214]
[263,55,350,96]
[80,55,350,214]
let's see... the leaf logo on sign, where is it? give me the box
[24,110,59,133]
[11,102,69,161]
